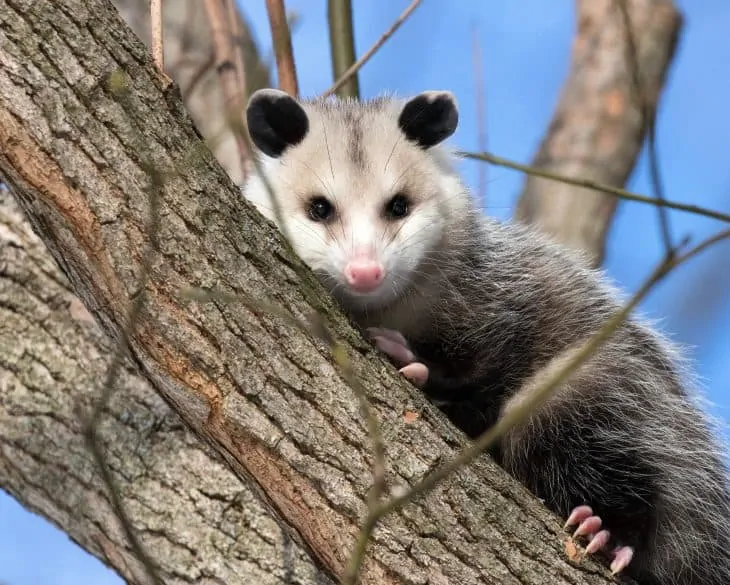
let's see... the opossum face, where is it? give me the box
[243,89,466,311]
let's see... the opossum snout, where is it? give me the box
[344,259,384,293]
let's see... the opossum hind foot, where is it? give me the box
[565,505,635,575]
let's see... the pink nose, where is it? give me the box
[344,260,384,292]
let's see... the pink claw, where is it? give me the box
[565,505,636,573]
[610,546,635,575]
[399,362,429,388]
[585,530,611,554]
[573,515,603,538]
[564,505,594,530]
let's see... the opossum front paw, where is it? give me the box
[565,505,635,575]
[367,327,430,388]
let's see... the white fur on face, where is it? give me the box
[242,98,468,311]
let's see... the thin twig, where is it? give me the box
[150,0,164,71]
[459,150,730,223]
[320,0,424,99]
[83,72,166,585]
[327,0,360,98]
[342,227,730,583]
[226,0,249,102]
[203,0,251,174]
[265,0,299,96]
[615,0,674,255]
[472,23,487,207]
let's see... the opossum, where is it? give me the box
[241,87,730,585]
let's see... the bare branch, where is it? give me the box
[321,0,424,99]
[150,0,164,70]
[227,0,249,106]
[327,0,360,98]
[472,23,487,207]
[614,0,675,255]
[203,0,251,174]
[461,150,730,223]
[266,0,299,95]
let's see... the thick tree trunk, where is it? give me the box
[0,1,620,584]
[516,0,681,266]
[0,190,330,585]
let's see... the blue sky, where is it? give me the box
[2,1,729,583]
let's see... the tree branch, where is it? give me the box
[327,0,359,98]
[0,190,331,585]
[320,0,423,99]
[461,150,730,223]
[266,0,299,95]
[515,0,681,266]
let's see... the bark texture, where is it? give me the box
[516,0,681,266]
[0,190,329,585]
[0,1,622,584]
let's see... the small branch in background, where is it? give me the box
[321,0,424,99]
[615,0,676,256]
[460,150,730,223]
[265,0,299,96]
[472,22,487,207]
[203,0,251,175]
[226,0,248,102]
[150,0,164,71]
[327,0,359,98]
[342,225,730,584]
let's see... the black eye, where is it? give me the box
[385,193,410,219]
[307,196,334,222]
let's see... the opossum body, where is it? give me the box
[241,88,730,585]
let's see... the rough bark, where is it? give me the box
[2,4,314,584]
[0,1,621,584]
[112,0,271,184]
[516,0,681,266]
[0,189,330,585]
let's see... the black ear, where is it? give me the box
[246,89,309,158]
[397,91,458,149]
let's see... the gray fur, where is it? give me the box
[241,90,730,585]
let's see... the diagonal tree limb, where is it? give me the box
[0,189,332,585]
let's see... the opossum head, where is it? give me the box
[242,88,469,312]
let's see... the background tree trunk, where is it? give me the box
[516,0,681,266]
[0,0,680,583]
